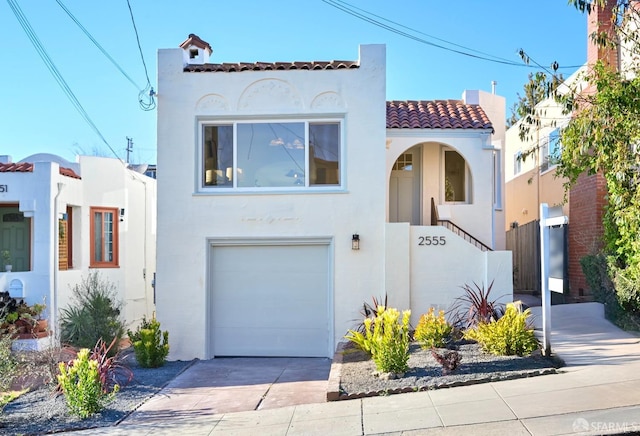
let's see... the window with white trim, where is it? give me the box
[201,121,341,190]
[514,150,522,175]
[540,128,561,173]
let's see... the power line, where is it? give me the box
[126,0,156,111]
[322,0,583,70]
[54,0,141,90]
[6,0,124,163]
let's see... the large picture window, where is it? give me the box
[90,207,118,268]
[201,121,341,190]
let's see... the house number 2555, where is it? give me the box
[418,236,446,246]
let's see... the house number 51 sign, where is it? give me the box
[0,185,7,193]
[417,236,446,246]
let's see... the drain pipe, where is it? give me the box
[52,182,65,337]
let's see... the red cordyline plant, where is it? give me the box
[90,337,133,392]
[353,295,388,334]
[448,280,504,330]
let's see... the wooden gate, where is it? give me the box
[506,220,541,292]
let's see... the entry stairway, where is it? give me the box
[430,197,492,252]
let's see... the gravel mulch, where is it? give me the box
[338,341,564,399]
[0,350,194,436]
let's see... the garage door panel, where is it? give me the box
[212,246,326,273]
[213,301,328,329]
[211,244,330,357]
[215,327,329,357]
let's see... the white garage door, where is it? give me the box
[210,243,330,357]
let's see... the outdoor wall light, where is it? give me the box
[352,234,360,250]
[120,208,125,222]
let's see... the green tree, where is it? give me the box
[550,1,640,312]
[507,71,563,129]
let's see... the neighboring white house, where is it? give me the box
[156,35,511,360]
[0,153,157,333]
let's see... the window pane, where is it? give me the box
[94,212,103,262]
[104,212,113,262]
[445,150,466,202]
[237,123,305,188]
[203,125,233,186]
[309,123,340,185]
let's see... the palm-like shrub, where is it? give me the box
[449,280,504,329]
[60,272,125,356]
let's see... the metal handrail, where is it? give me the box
[436,219,493,252]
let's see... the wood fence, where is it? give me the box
[506,220,540,292]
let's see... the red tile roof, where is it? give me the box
[184,60,359,73]
[179,34,212,53]
[387,100,493,131]
[0,162,81,179]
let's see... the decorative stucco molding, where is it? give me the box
[238,79,302,112]
[310,92,345,111]
[195,94,229,113]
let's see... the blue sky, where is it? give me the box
[0,1,586,164]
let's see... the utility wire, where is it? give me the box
[126,0,156,111]
[331,0,517,65]
[54,0,141,90]
[323,0,583,70]
[6,0,124,162]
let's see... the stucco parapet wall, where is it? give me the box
[171,43,386,74]
[183,60,359,73]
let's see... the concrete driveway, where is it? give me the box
[127,357,331,419]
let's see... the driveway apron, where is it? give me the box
[126,357,331,421]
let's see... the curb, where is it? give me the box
[326,342,347,401]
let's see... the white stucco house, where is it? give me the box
[156,34,511,360]
[0,153,157,335]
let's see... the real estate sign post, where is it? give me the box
[539,203,568,356]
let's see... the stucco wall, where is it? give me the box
[0,156,156,333]
[383,224,512,326]
[156,45,387,359]
[386,131,497,249]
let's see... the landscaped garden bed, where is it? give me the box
[334,289,565,400]
[0,349,193,436]
[336,340,563,400]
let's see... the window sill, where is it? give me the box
[193,188,348,196]
[89,265,120,269]
[539,165,558,176]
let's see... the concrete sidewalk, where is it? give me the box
[74,303,640,435]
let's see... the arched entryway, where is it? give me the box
[388,143,472,226]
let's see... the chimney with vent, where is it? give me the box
[179,34,212,66]
[567,0,618,301]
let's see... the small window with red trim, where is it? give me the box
[90,207,118,268]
